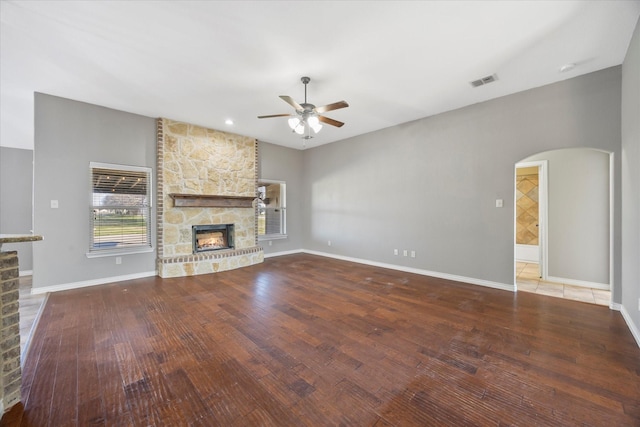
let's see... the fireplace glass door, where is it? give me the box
[193,224,234,253]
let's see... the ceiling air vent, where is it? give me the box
[470,74,498,88]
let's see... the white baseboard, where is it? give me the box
[619,304,640,348]
[546,275,610,290]
[31,271,157,295]
[515,244,539,263]
[19,269,33,277]
[301,250,515,292]
[264,249,304,259]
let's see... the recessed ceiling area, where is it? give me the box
[1,1,639,150]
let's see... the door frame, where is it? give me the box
[515,150,614,296]
[515,160,548,283]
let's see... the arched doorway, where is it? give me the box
[515,148,612,306]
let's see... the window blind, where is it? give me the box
[89,164,152,254]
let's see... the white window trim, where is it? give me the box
[86,162,153,258]
[86,246,154,259]
[258,234,288,241]
[257,179,287,240]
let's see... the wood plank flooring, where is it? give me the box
[3,254,639,426]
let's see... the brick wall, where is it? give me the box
[0,251,21,413]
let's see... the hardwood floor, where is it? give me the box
[3,254,639,426]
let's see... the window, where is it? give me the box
[87,162,153,257]
[257,180,286,239]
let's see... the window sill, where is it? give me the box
[258,234,288,241]
[86,246,154,258]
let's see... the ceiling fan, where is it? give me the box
[258,76,349,139]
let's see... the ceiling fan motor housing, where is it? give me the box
[299,103,316,116]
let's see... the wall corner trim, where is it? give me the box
[618,304,640,348]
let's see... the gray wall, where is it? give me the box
[525,149,610,285]
[33,93,157,290]
[258,141,304,255]
[303,67,622,296]
[0,147,34,272]
[621,18,640,337]
[15,41,639,336]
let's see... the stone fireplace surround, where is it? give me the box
[156,118,263,278]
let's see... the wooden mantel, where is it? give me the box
[169,194,255,208]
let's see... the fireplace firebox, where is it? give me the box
[192,224,234,253]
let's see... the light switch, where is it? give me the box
[51,200,59,209]
[495,199,503,208]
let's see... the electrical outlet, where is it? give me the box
[403,250,408,257]
[411,250,416,258]
[115,257,122,265]
[393,249,398,255]
[495,199,503,208]
[328,240,332,246]
[268,241,272,246]
[50,200,59,209]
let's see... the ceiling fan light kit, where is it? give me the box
[288,115,321,135]
[258,76,348,139]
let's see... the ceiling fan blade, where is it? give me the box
[318,115,345,128]
[280,95,303,111]
[257,113,292,119]
[315,100,349,114]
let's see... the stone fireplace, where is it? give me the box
[156,118,263,278]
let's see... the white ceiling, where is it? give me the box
[1,1,639,151]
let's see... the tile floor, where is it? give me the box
[516,262,611,306]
